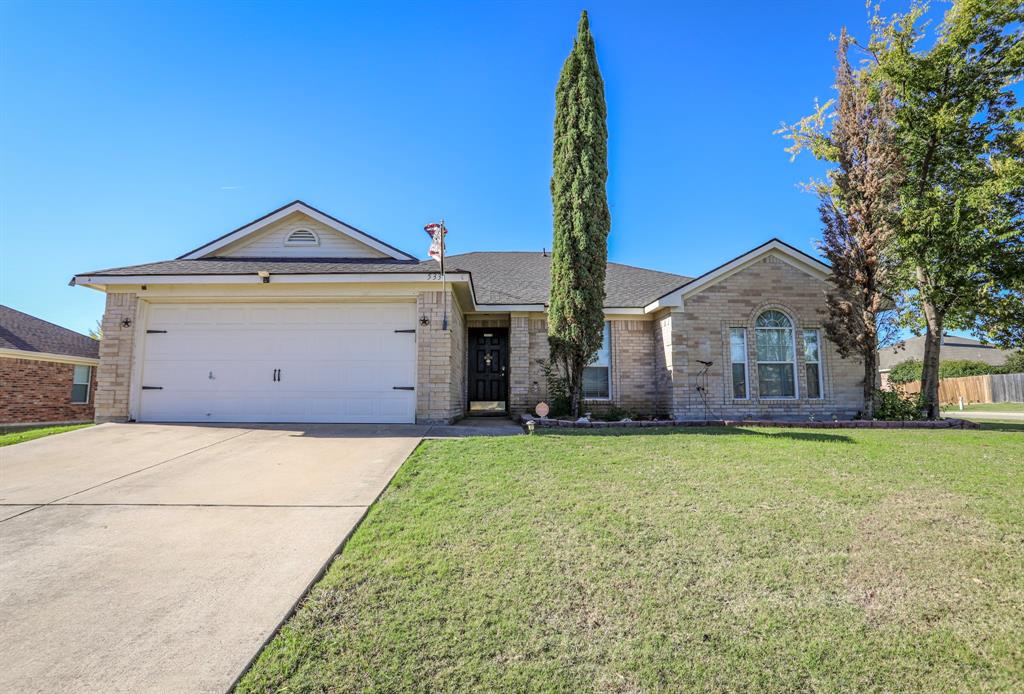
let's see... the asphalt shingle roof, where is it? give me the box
[878,334,1014,370]
[76,252,692,308]
[0,305,99,359]
[444,252,691,307]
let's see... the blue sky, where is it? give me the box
[3,0,915,334]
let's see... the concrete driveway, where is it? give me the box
[0,422,427,693]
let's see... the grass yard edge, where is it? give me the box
[226,437,427,692]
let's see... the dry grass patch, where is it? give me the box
[847,490,1015,629]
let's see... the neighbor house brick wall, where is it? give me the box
[415,290,465,424]
[95,292,139,423]
[664,256,863,419]
[0,357,97,424]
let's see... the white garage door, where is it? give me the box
[138,303,417,423]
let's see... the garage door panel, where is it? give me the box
[139,303,417,423]
[140,362,213,390]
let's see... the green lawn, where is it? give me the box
[945,402,1024,413]
[237,427,1024,693]
[0,423,92,447]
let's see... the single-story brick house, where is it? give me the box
[72,201,863,424]
[0,305,100,426]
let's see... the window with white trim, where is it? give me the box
[755,310,797,398]
[803,329,823,399]
[284,229,319,246]
[582,321,611,399]
[71,365,92,404]
[730,328,748,399]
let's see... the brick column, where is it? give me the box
[658,309,687,418]
[415,290,464,424]
[508,313,530,413]
[95,292,139,423]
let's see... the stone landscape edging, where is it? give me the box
[520,415,980,430]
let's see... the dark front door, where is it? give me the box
[468,328,508,414]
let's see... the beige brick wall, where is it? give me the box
[596,319,658,414]
[663,255,863,419]
[511,316,658,417]
[526,318,550,408]
[95,292,139,423]
[509,314,531,411]
[415,290,466,424]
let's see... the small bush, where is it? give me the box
[888,357,1016,384]
[538,359,571,417]
[601,407,641,422]
[874,389,921,421]
[887,359,923,385]
[995,351,1024,374]
[939,359,996,379]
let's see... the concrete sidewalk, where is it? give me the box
[943,410,1024,421]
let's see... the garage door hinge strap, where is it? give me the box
[142,386,163,390]
[393,386,415,391]
[146,329,168,334]
[394,329,416,333]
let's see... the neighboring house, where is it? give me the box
[0,305,100,426]
[879,334,1015,389]
[72,200,863,424]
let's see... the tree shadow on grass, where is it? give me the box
[974,421,1024,433]
[547,426,854,443]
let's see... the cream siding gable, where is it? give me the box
[214,212,391,259]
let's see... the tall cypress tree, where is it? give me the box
[548,10,610,417]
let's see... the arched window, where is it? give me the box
[755,310,797,397]
[284,229,319,246]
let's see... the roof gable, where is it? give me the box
[644,239,830,312]
[179,201,417,261]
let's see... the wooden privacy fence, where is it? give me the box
[897,372,1024,404]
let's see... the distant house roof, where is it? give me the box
[73,252,693,309]
[878,334,1014,371]
[0,305,99,360]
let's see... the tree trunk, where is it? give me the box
[919,324,943,419]
[914,266,944,420]
[863,347,878,419]
[561,354,584,419]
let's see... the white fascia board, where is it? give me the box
[0,348,99,366]
[73,272,472,287]
[180,202,416,261]
[470,304,546,313]
[603,307,647,316]
[643,240,829,313]
[465,306,647,316]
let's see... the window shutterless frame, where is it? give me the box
[71,364,92,404]
[755,310,798,398]
[729,328,749,399]
[803,329,824,399]
[582,321,612,400]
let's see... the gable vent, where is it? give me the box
[284,229,319,246]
